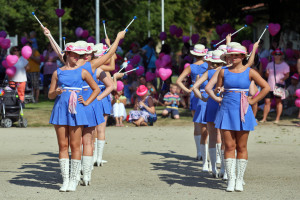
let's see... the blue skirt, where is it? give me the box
[193,92,208,124]
[204,97,219,123]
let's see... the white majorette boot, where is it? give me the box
[225,158,236,192]
[67,159,81,192]
[209,148,219,178]
[96,140,105,167]
[194,135,201,160]
[200,144,209,172]
[59,159,69,192]
[93,138,98,165]
[216,143,221,164]
[235,159,248,192]
[82,156,93,186]
[219,150,227,180]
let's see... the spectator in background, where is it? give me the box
[112,90,127,127]
[26,41,40,102]
[261,49,290,123]
[142,37,156,72]
[29,31,38,50]
[43,43,58,98]
[9,46,29,106]
[125,42,143,65]
[162,84,180,119]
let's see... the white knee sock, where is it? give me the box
[194,135,201,159]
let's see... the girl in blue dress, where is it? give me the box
[192,50,226,178]
[213,43,270,192]
[176,44,210,171]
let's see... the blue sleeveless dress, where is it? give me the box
[81,62,105,127]
[49,68,89,126]
[203,69,220,123]
[214,68,257,131]
[98,74,112,115]
[190,63,208,124]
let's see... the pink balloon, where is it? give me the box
[285,48,294,59]
[169,25,177,36]
[182,36,190,43]
[161,55,171,67]
[125,64,134,74]
[75,27,83,37]
[160,32,167,41]
[295,98,300,108]
[155,59,163,69]
[21,46,32,59]
[184,63,190,69]
[81,30,89,38]
[260,58,268,70]
[145,72,156,82]
[6,55,19,67]
[1,39,10,49]
[242,40,252,50]
[0,30,7,38]
[158,68,172,81]
[131,55,141,65]
[296,89,300,98]
[175,28,183,38]
[21,37,28,46]
[87,36,96,44]
[268,23,281,36]
[136,65,145,76]
[191,34,199,44]
[2,60,8,68]
[116,81,124,91]
[6,66,16,77]
[245,15,254,25]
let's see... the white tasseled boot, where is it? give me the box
[194,135,201,160]
[200,144,209,172]
[225,158,236,192]
[96,140,105,167]
[82,156,93,186]
[67,159,81,192]
[59,159,69,192]
[235,159,248,192]
[93,138,98,165]
[209,148,219,178]
[216,143,221,164]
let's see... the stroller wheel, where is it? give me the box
[1,118,12,128]
[18,118,28,128]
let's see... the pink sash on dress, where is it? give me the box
[68,91,77,114]
[240,91,249,122]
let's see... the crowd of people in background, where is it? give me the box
[1,31,300,124]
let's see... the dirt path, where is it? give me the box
[0,124,299,199]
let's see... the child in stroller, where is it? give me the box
[0,81,28,128]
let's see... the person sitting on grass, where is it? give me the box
[129,85,156,126]
[162,84,180,119]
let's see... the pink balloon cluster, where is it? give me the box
[169,25,183,38]
[5,55,18,78]
[75,27,89,38]
[182,36,190,43]
[136,66,145,76]
[130,55,141,66]
[155,53,172,81]
[242,40,252,51]
[215,24,235,40]
[0,37,11,49]
[21,46,32,59]
[295,89,300,108]
[268,23,281,36]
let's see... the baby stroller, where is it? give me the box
[0,81,28,128]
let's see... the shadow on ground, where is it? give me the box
[7,152,60,190]
[141,151,225,190]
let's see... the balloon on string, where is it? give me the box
[75,27,83,37]
[87,36,96,44]
[1,39,11,49]
[191,34,200,44]
[175,28,183,38]
[2,60,8,68]
[6,55,19,67]
[295,98,300,108]
[285,48,294,59]
[242,40,252,51]
[260,58,269,70]
[268,23,281,36]
[158,67,172,81]
[169,25,178,36]
[6,66,17,77]
[81,30,89,38]
[55,9,65,17]
[116,81,124,91]
[21,46,32,59]
[245,15,254,25]
[21,37,28,46]
[145,72,156,82]
[0,30,7,38]
[159,32,167,41]
[182,36,190,43]
[136,65,145,76]
[296,89,300,98]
